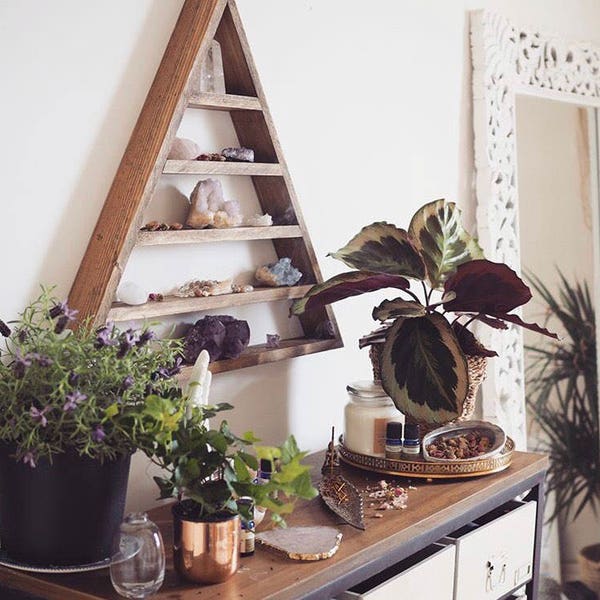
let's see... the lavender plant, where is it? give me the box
[0,288,184,466]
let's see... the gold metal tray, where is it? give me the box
[338,436,514,479]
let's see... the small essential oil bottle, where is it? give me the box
[257,458,273,484]
[237,497,256,557]
[385,422,403,459]
[403,423,421,456]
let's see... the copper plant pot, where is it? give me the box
[172,505,240,584]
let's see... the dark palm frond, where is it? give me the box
[525,271,599,523]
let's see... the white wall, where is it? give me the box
[2,1,600,520]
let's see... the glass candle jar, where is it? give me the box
[344,381,402,456]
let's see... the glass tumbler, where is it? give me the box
[110,512,165,599]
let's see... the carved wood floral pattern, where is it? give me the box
[471,11,600,449]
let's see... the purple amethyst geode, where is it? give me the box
[183,315,250,363]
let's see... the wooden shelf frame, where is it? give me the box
[136,225,302,246]
[188,92,261,111]
[180,338,341,375]
[163,160,282,176]
[67,0,343,373]
[108,285,313,321]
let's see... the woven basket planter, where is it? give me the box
[368,342,487,434]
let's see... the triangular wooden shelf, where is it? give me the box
[68,0,342,375]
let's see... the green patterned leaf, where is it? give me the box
[408,200,484,289]
[372,299,426,322]
[380,313,468,424]
[328,222,426,278]
[290,271,410,316]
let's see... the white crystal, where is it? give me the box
[118,282,148,306]
[168,137,201,160]
[245,213,273,227]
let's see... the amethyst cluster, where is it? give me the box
[183,315,250,364]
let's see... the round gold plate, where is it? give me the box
[338,437,515,479]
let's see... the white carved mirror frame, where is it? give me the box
[470,11,600,449]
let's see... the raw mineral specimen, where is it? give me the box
[197,153,226,162]
[245,213,273,227]
[186,179,243,229]
[183,315,250,363]
[222,147,255,162]
[266,333,281,348]
[255,257,302,287]
[176,279,233,298]
[232,284,254,294]
[118,282,149,306]
[168,137,202,160]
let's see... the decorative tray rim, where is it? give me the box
[338,436,515,479]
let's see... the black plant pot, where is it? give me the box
[0,448,131,566]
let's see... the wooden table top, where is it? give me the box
[0,450,548,600]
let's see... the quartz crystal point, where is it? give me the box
[168,137,201,160]
[186,179,243,229]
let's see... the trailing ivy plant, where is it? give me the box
[0,288,185,465]
[525,273,599,521]
[292,200,558,424]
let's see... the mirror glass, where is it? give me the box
[516,94,600,578]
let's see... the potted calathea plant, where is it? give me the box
[144,393,317,584]
[292,199,558,426]
[0,289,184,566]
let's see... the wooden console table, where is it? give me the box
[0,450,547,600]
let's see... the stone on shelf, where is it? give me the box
[186,179,243,229]
[266,333,281,348]
[176,279,233,298]
[255,257,302,287]
[183,315,250,363]
[168,137,201,160]
[272,206,297,226]
[245,213,273,227]
[117,282,149,306]
[222,147,255,162]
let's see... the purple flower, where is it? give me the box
[92,426,106,443]
[95,324,117,349]
[116,329,138,359]
[30,405,50,427]
[120,375,134,391]
[49,302,67,319]
[17,329,27,343]
[136,330,156,347]
[29,353,53,367]
[68,371,80,386]
[23,452,36,468]
[52,303,78,333]
[63,390,87,412]
[13,350,32,379]
[153,357,183,380]
[0,319,11,337]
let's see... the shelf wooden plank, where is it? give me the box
[163,160,282,176]
[108,285,312,321]
[179,337,343,375]
[136,225,302,246]
[188,92,262,111]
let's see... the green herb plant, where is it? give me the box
[0,288,184,466]
[148,402,317,525]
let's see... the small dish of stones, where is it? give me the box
[422,421,506,463]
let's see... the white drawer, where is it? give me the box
[336,543,455,600]
[447,501,537,600]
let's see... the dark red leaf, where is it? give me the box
[495,313,559,339]
[466,314,509,330]
[290,271,410,316]
[443,260,532,314]
[451,323,498,357]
